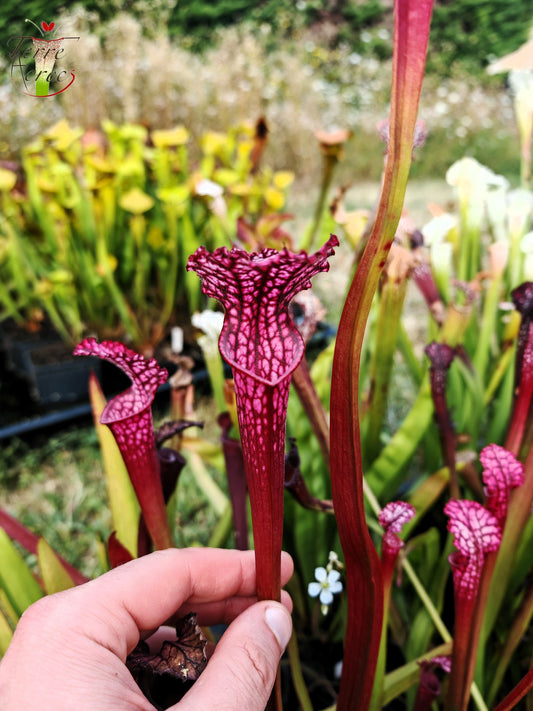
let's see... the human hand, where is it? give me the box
[0,548,293,710]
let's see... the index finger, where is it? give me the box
[40,548,293,659]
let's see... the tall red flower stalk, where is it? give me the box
[425,342,458,496]
[412,259,445,326]
[492,668,533,711]
[506,281,533,456]
[187,237,337,603]
[289,292,331,466]
[444,499,502,711]
[329,1,433,708]
[73,338,173,550]
[218,412,249,550]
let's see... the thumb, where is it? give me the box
[174,601,292,711]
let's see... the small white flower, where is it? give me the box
[308,566,343,613]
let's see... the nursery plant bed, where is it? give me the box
[0,322,100,437]
[0,317,335,441]
[3,336,101,406]
[0,353,203,441]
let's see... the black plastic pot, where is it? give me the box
[3,337,101,405]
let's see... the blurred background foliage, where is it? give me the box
[0,118,293,350]
[0,0,531,349]
[1,0,532,73]
[0,1,530,185]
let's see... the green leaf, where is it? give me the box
[0,608,13,656]
[509,514,533,594]
[37,538,75,595]
[447,355,484,439]
[182,450,228,516]
[89,373,140,557]
[0,529,43,619]
[0,589,18,629]
[405,531,452,663]
[366,379,434,500]
[363,277,409,464]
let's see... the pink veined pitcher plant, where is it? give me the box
[187,236,338,605]
[444,498,502,711]
[414,655,452,711]
[444,444,524,711]
[507,281,533,456]
[371,501,416,709]
[187,238,337,711]
[74,338,173,551]
[448,444,524,711]
[379,500,416,592]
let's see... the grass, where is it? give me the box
[0,427,109,577]
[0,394,228,577]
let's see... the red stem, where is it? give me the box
[234,371,287,711]
[461,550,497,700]
[234,371,288,603]
[446,590,476,711]
[492,667,533,711]
[425,343,458,497]
[109,421,173,551]
[505,355,533,457]
[507,288,533,455]
[414,676,442,711]
[330,287,384,709]
[291,360,330,467]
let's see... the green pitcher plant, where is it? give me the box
[0,118,294,354]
